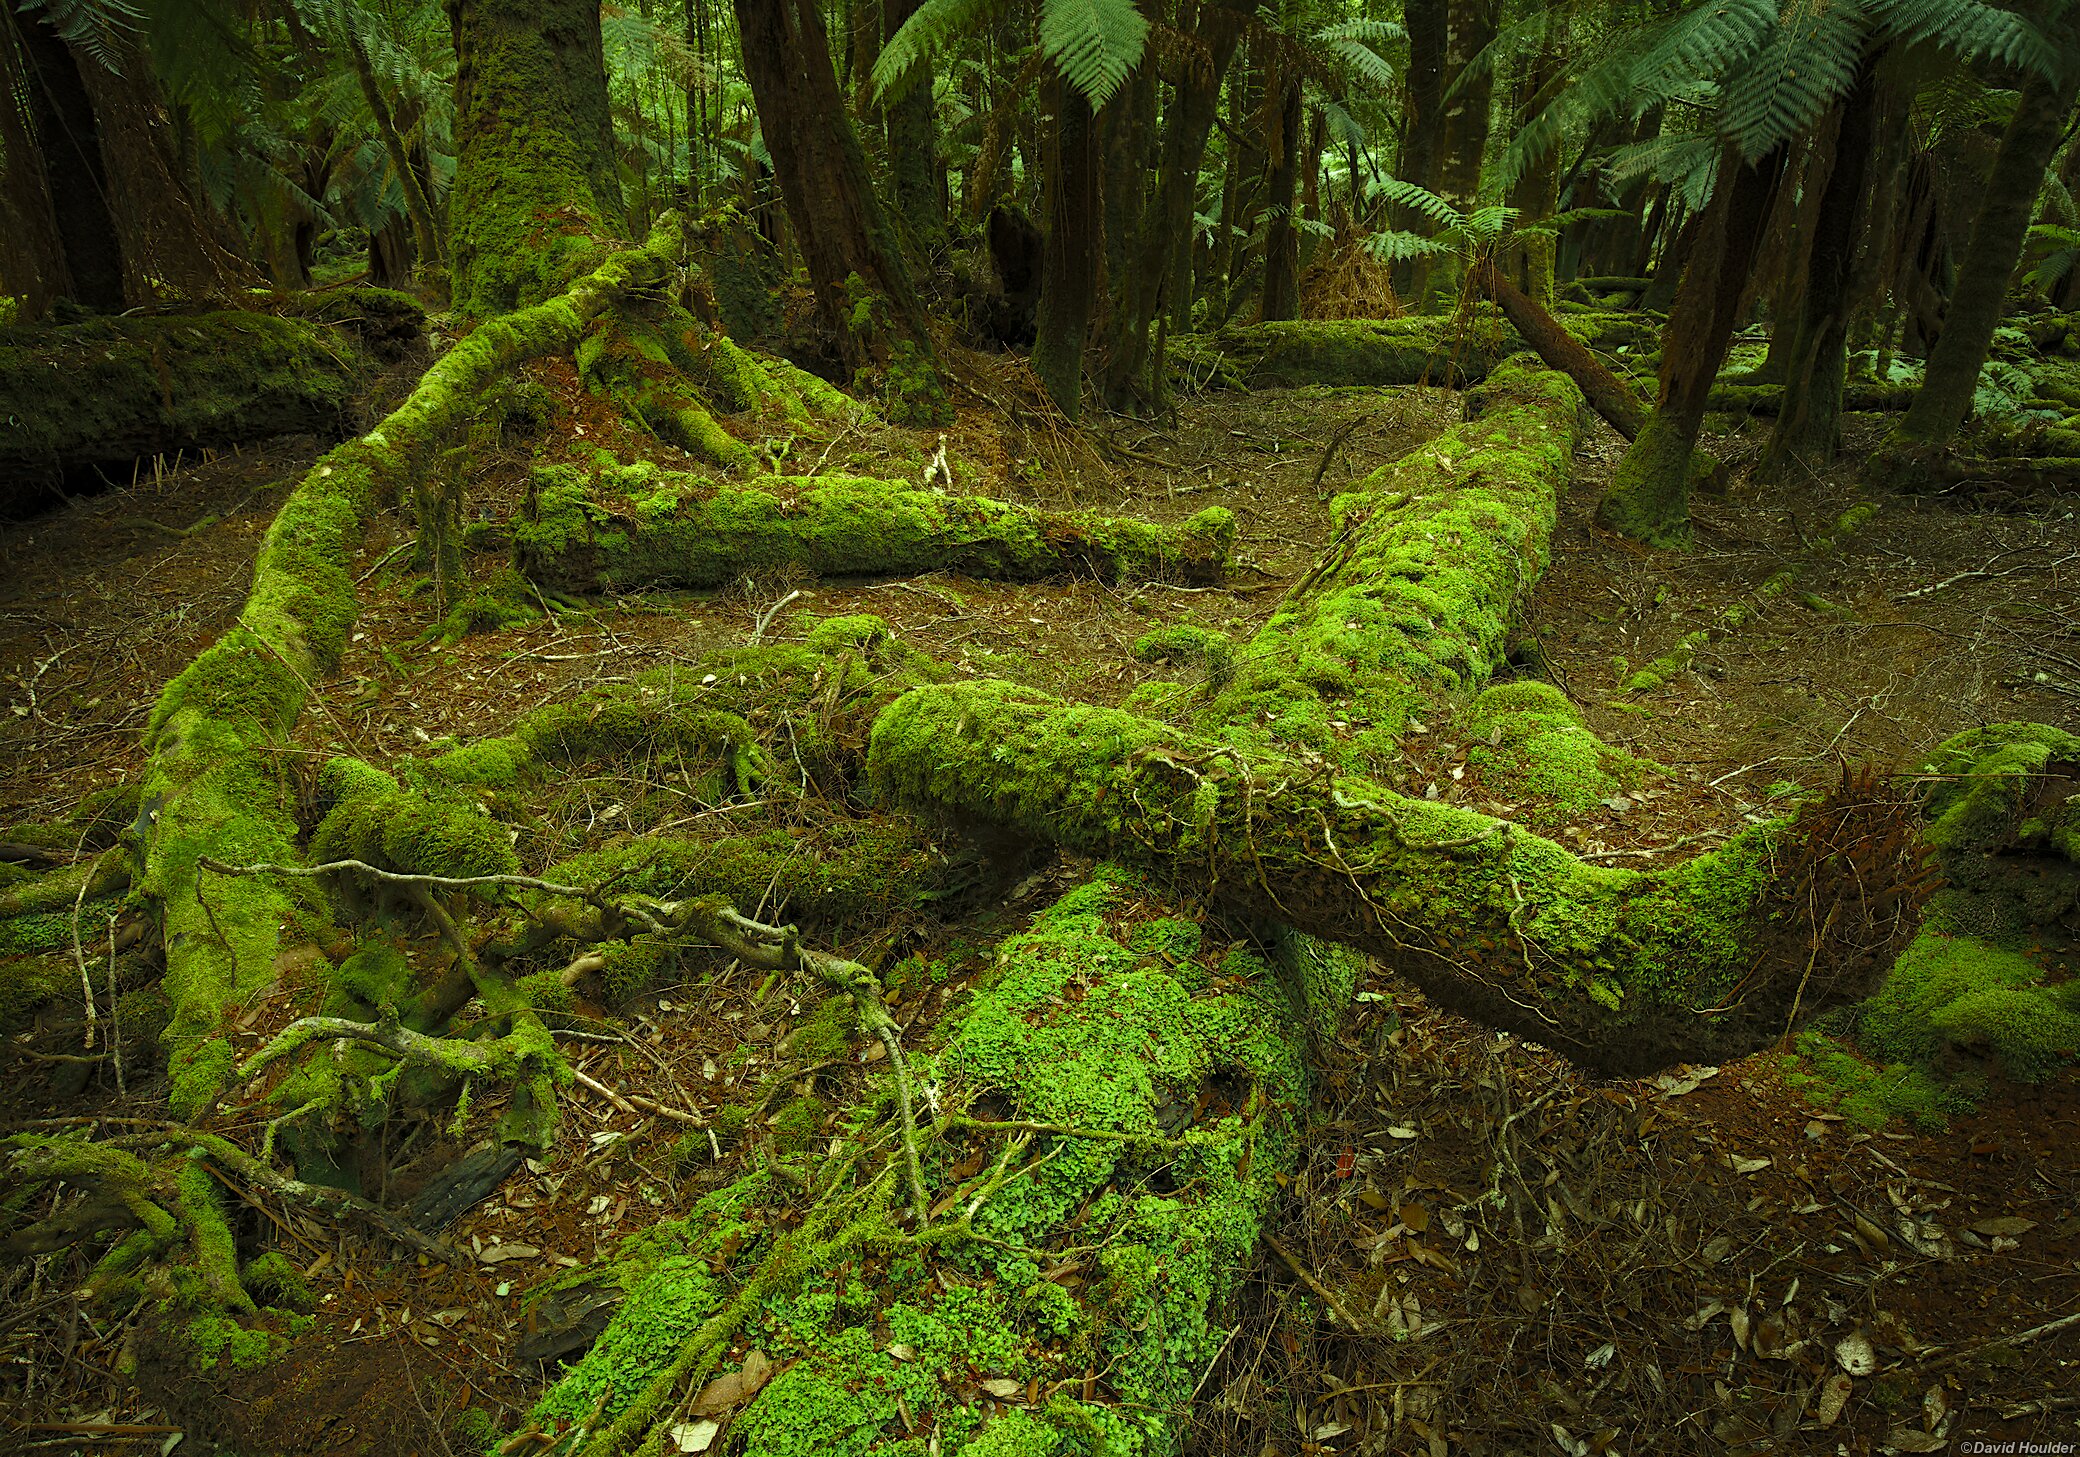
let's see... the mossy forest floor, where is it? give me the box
[2,344,2077,1454]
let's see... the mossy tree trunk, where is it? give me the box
[1600,142,1786,548]
[1890,64,2080,451]
[447,0,622,313]
[881,0,946,252]
[1258,66,1303,322]
[9,5,124,312]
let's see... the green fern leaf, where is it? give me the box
[1370,175,1462,228]
[1719,0,1868,162]
[1039,0,1149,108]
[1363,230,1453,264]
[1628,0,1778,98]
[872,0,994,101]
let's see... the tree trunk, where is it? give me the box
[1097,0,1256,409]
[1762,59,1880,480]
[1258,69,1302,321]
[345,22,447,275]
[733,0,946,412]
[1600,144,1786,548]
[447,0,622,312]
[1892,66,2080,449]
[1032,82,1101,418]
[11,8,123,311]
[1471,259,1642,438]
[881,0,946,250]
[1395,0,1447,297]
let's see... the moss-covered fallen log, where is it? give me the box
[514,462,1236,593]
[0,307,386,504]
[1706,380,1917,415]
[1168,310,1659,391]
[517,868,1336,1457]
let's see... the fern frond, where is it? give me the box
[872,0,993,101]
[1627,0,1778,97]
[1363,229,1453,263]
[1369,175,1462,227]
[1718,0,1867,162]
[1315,25,1396,93]
[1039,0,1150,108]
[1868,0,2061,79]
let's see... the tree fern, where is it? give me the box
[1867,0,2061,77]
[871,0,995,101]
[1314,21,1396,94]
[1363,229,1454,264]
[1719,0,1865,162]
[1627,0,1779,99]
[1370,175,1462,228]
[1037,0,1149,108]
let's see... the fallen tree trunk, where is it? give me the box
[0,305,391,506]
[1472,259,1646,439]
[1168,310,1658,391]
[515,466,1238,593]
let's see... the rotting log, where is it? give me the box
[868,682,1922,1075]
[514,463,1237,594]
[1707,380,1916,415]
[0,310,376,503]
[1167,309,1659,391]
[1471,258,1646,439]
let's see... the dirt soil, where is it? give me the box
[1,367,2076,1456]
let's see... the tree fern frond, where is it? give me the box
[872,0,994,101]
[1627,0,1778,98]
[1868,0,2061,80]
[1369,175,1462,227]
[1719,0,1867,161]
[1363,229,1453,263]
[1315,25,1395,93]
[1038,0,1149,108]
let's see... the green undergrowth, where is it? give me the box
[520,869,1333,1455]
[512,460,1234,597]
[1784,722,2080,1124]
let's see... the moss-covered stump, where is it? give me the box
[1789,723,2080,1122]
[520,869,1335,1457]
[514,461,1236,595]
[1168,312,1658,392]
[0,310,371,502]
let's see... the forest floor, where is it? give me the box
[1,364,2077,1456]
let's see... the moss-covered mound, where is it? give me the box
[1169,311,1657,391]
[0,310,373,499]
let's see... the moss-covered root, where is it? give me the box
[522,870,1328,1457]
[870,681,1925,1077]
[1204,358,1586,772]
[514,461,1237,596]
[141,215,692,1124]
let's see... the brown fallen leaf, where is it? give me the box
[691,1349,774,1415]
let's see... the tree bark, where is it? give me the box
[1892,66,2080,449]
[1258,69,1303,321]
[1395,0,1447,297]
[447,0,622,312]
[11,8,123,311]
[1600,143,1786,548]
[1762,58,1880,480]
[734,0,944,397]
[1032,82,1101,418]
[881,0,946,250]
[1470,259,1643,438]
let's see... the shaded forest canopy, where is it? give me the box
[2,0,2080,1452]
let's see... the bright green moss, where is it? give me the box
[1783,1032,1974,1131]
[1463,679,1647,817]
[1859,930,2080,1081]
[1131,624,1234,688]
[241,1251,314,1312]
[782,995,858,1061]
[512,464,1233,595]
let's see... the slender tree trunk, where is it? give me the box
[881,0,946,251]
[345,23,447,274]
[1032,81,1101,418]
[1259,69,1302,321]
[1424,0,1496,304]
[1763,59,1880,480]
[1893,66,2080,449]
[447,0,621,312]
[1600,144,1787,547]
[1097,64,1156,346]
[733,0,944,397]
[12,8,123,310]
[1395,0,1447,298]
[1098,0,1256,408]
[1471,259,1642,438]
